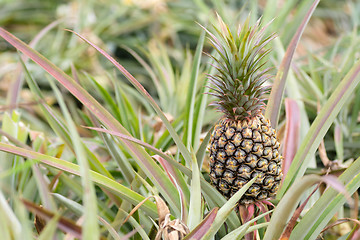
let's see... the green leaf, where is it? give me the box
[53,193,122,240]
[101,132,135,184]
[83,126,240,229]
[187,151,202,231]
[195,127,212,168]
[68,29,193,167]
[290,157,360,239]
[265,0,320,128]
[264,175,322,240]
[48,78,99,240]
[183,29,205,149]
[222,210,273,240]
[85,126,191,209]
[6,20,62,106]
[22,199,82,239]
[0,191,22,240]
[0,27,181,217]
[183,208,218,240]
[0,142,158,218]
[278,59,360,198]
[202,176,258,239]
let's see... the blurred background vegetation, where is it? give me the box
[1,0,360,163]
[1,0,360,239]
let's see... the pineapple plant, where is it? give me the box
[3,1,360,239]
[206,16,283,205]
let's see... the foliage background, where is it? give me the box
[1,0,360,239]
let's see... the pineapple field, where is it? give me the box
[1,0,360,239]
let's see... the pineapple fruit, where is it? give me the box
[206,17,283,205]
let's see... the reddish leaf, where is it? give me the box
[266,0,320,127]
[0,27,180,212]
[183,208,218,240]
[65,29,193,165]
[282,98,301,177]
[21,199,82,238]
[8,20,62,106]
[280,185,319,239]
[321,175,352,203]
[153,155,188,221]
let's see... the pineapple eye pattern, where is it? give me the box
[209,116,283,204]
[252,130,262,142]
[225,142,236,156]
[241,139,254,154]
[237,164,252,179]
[252,143,264,157]
[233,133,243,147]
[225,127,236,139]
[226,158,239,172]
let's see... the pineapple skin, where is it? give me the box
[209,113,283,205]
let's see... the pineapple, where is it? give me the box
[205,16,283,205]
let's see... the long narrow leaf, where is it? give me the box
[290,157,360,239]
[195,127,212,168]
[264,175,322,240]
[0,27,181,216]
[0,142,158,218]
[49,78,99,240]
[53,193,122,240]
[183,208,218,240]
[202,177,258,239]
[67,30,193,166]
[187,152,202,231]
[22,44,114,181]
[264,174,348,240]
[222,210,273,240]
[0,191,21,240]
[282,98,301,177]
[278,59,360,198]
[265,0,320,127]
[22,199,81,239]
[85,126,190,204]
[183,29,205,149]
[7,19,62,106]
[37,214,60,240]
[84,126,240,229]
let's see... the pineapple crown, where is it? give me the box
[204,15,275,121]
